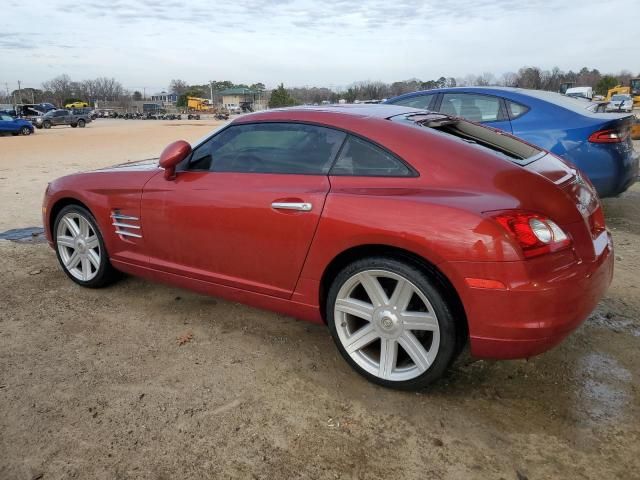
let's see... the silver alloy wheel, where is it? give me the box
[56,212,101,282]
[334,270,441,382]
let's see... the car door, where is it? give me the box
[141,122,346,298]
[55,110,69,125]
[0,114,16,132]
[439,93,513,133]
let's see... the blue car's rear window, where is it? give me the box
[516,89,597,114]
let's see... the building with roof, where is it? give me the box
[218,87,265,112]
[151,91,178,105]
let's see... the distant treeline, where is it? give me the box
[2,66,637,106]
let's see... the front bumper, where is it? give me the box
[441,232,614,359]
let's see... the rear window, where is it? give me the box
[330,135,412,177]
[440,93,504,122]
[516,89,598,113]
[506,100,529,120]
[400,113,543,165]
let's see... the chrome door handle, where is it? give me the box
[271,202,313,212]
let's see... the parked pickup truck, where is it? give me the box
[33,109,92,129]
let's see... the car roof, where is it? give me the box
[244,104,421,120]
[387,86,605,116]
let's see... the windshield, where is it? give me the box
[611,95,630,101]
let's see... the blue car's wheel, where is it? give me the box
[20,126,31,136]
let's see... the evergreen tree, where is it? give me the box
[268,83,296,108]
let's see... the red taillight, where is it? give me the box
[588,128,628,143]
[492,211,572,258]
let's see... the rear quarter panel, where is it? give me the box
[291,114,587,309]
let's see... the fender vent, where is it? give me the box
[111,211,142,238]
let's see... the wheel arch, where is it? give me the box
[48,197,93,238]
[318,243,468,350]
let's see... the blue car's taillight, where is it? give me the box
[588,127,629,143]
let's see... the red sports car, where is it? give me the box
[43,105,613,389]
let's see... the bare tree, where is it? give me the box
[169,79,189,95]
[517,67,544,89]
[500,72,518,87]
[41,74,74,106]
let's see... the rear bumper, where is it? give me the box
[581,145,638,198]
[440,232,614,359]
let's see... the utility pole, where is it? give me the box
[17,80,22,105]
[209,81,213,105]
[143,87,146,100]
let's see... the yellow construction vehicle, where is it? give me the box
[631,78,640,107]
[187,97,211,111]
[605,79,640,107]
[632,115,640,140]
[605,85,630,100]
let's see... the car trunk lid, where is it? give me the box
[404,113,607,258]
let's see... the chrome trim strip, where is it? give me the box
[112,222,141,229]
[115,230,142,238]
[271,202,313,212]
[111,213,139,221]
[555,172,575,185]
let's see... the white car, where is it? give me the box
[606,94,633,113]
[565,86,593,100]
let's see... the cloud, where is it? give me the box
[0,0,637,90]
[0,33,35,50]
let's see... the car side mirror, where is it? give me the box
[159,140,192,180]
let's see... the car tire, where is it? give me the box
[78,119,86,128]
[327,257,459,390]
[43,121,51,129]
[71,123,78,128]
[53,205,120,288]
[20,126,31,136]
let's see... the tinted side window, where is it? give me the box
[506,100,529,120]
[440,93,504,122]
[330,136,411,177]
[188,122,346,174]
[388,94,434,110]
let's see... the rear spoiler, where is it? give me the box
[393,112,545,165]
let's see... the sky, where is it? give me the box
[1,0,638,94]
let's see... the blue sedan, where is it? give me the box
[385,87,638,197]
[0,114,34,136]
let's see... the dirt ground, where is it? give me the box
[1,120,639,479]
